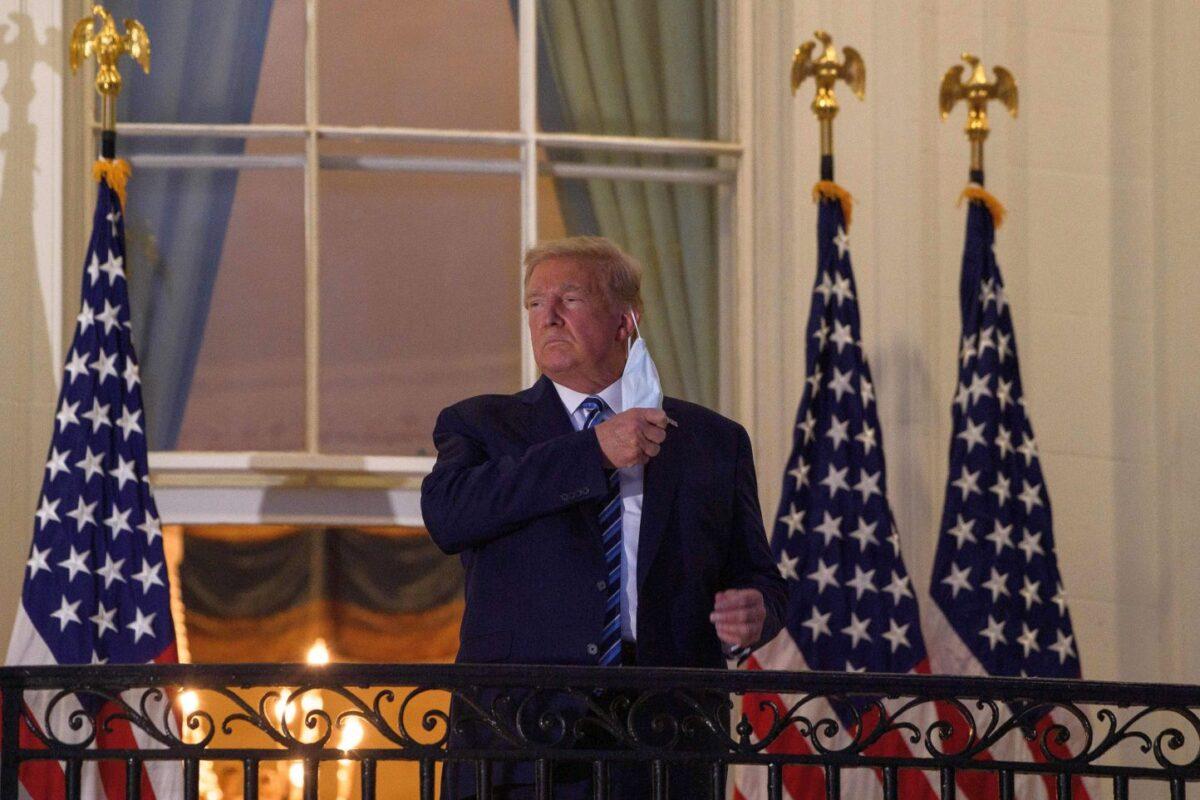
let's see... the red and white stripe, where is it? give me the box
[731,633,941,800]
[731,627,1096,800]
[5,606,181,800]
[922,604,1096,800]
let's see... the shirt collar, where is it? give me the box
[550,377,624,418]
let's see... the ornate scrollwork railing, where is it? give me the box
[2,663,1198,799]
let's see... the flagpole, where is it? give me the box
[929,50,1093,800]
[733,29,942,800]
[791,30,865,182]
[938,53,1018,185]
[11,7,188,798]
[70,3,151,160]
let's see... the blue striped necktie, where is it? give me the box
[579,396,623,666]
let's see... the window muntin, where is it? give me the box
[104,1,740,463]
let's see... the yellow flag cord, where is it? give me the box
[958,183,1006,228]
[92,158,131,210]
[811,180,854,229]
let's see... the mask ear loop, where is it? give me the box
[627,305,643,346]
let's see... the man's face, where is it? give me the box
[525,257,629,390]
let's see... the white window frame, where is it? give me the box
[72,0,757,524]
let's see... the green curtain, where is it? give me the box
[538,0,719,407]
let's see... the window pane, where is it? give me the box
[108,0,303,124]
[541,173,722,408]
[318,154,523,456]
[123,152,306,452]
[535,0,724,141]
[318,0,518,131]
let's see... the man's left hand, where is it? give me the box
[709,588,766,648]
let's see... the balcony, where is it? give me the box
[2,663,1198,799]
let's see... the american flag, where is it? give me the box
[924,187,1091,800]
[733,188,940,800]
[4,167,180,799]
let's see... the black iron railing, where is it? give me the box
[1,663,1198,799]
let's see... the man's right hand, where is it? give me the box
[594,408,671,468]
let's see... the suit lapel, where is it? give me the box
[520,375,604,542]
[636,400,684,592]
[519,375,576,443]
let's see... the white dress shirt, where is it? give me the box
[551,379,643,642]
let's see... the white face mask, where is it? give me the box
[620,307,663,410]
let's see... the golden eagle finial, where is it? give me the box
[939,53,1017,135]
[791,30,865,111]
[791,31,865,159]
[70,4,150,130]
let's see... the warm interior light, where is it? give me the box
[300,691,323,713]
[338,717,364,752]
[289,761,304,789]
[306,638,331,665]
[275,689,292,728]
[179,690,200,717]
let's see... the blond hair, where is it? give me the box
[523,236,643,314]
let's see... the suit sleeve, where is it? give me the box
[420,404,610,554]
[722,424,788,651]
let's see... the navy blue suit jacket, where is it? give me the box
[421,375,786,670]
[421,376,786,799]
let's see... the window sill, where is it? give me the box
[148,451,435,486]
[146,452,436,527]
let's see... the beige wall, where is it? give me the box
[1,0,1197,685]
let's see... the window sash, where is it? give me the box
[87,0,746,478]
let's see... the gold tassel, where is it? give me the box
[958,183,1006,228]
[811,180,854,228]
[92,158,131,210]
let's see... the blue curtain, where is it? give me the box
[114,1,275,449]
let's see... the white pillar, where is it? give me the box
[0,0,73,654]
[1152,0,1200,684]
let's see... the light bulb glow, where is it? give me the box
[179,690,199,716]
[338,717,364,752]
[306,638,331,665]
[275,689,292,728]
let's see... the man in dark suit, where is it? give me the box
[421,236,786,799]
